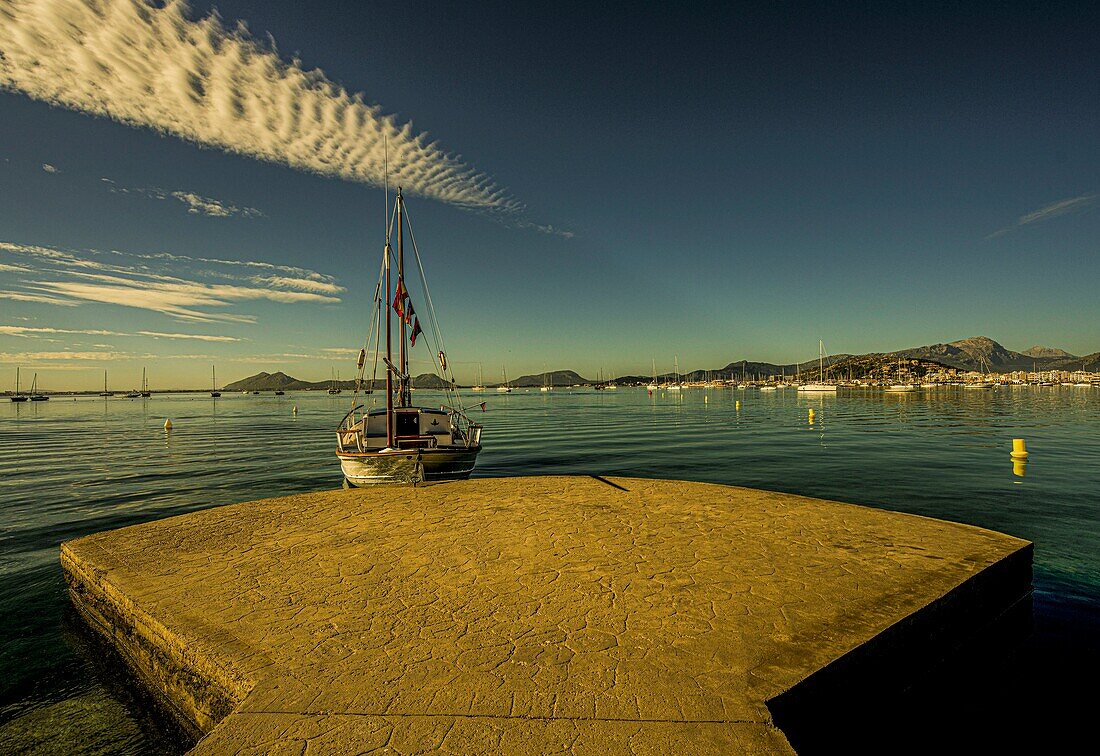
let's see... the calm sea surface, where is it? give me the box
[2,386,1099,751]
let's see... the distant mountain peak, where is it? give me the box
[1021,346,1076,359]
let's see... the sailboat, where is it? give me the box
[471,364,485,392]
[646,359,659,392]
[885,358,918,392]
[606,369,617,390]
[667,357,682,391]
[210,365,221,398]
[540,369,553,392]
[124,369,142,398]
[99,370,113,397]
[496,366,512,393]
[964,355,994,389]
[10,367,28,402]
[335,187,483,485]
[140,368,151,397]
[798,341,837,392]
[328,368,342,394]
[29,372,48,401]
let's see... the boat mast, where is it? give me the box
[397,188,409,407]
[385,208,394,447]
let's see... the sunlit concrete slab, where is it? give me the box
[61,476,1031,753]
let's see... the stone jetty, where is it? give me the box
[61,476,1031,753]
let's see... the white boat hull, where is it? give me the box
[797,384,837,392]
[338,446,480,486]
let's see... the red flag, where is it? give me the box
[404,301,415,326]
[410,317,423,346]
[478,402,487,412]
[391,279,406,318]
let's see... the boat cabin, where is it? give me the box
[338,407,460,452]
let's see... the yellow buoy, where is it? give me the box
[704,395,708,403]
[292,405,298,415]
[1012,459,1027,478]
[735,400,740,410]
[1010,438,1028,459]
[163,418,172,431]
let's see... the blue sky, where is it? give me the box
[1,0,1098,389]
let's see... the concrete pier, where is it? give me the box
[61,476,1031,753]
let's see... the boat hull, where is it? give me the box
[337,446,480,486]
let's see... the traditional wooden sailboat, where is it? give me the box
[10,367,28,402]
[335,188,483,486]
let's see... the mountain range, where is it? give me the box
[224,337,1099,390]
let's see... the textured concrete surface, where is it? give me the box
[61,476,1031,753]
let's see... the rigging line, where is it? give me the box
[351,245,388,407]
[401,203,464,412]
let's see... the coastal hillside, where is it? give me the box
[895,336,1085,371]
[223,371,454,391]
[224,337,1097,391]
[508,370,588,387]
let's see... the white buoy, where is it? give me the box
[292,405,298,415]
[164,418,172,430]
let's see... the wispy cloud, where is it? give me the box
[136,330,240,342]
[0,349,123,361]
[41,163,60,174]
[0,324,241,342]
[0,0,516,212]
[0,239,341,322]
[103,178,264,218]
[0,290,78,305]
[514,220,575,239]
[0,325,117,337]
[988,193,1098,238]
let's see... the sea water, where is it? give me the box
[2,386,1098,751]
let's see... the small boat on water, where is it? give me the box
[646,359,659,392]
[667,356,682,391]
[29,373,49,401]
[885,358,919,392]
[471,364,485,392]
[496,366,512,393]
[99,370,114,397]
[328,368,342,394]
[10,367,29,402]
[140,368,151,397]
[798,341,838,392]
[210,365,221,398]
[335,188,483,485]
[274,389,285,396]
[540,370,553,392]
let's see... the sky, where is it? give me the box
[1,0,1098,389]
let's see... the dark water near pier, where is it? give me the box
[1,386,1098,751]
